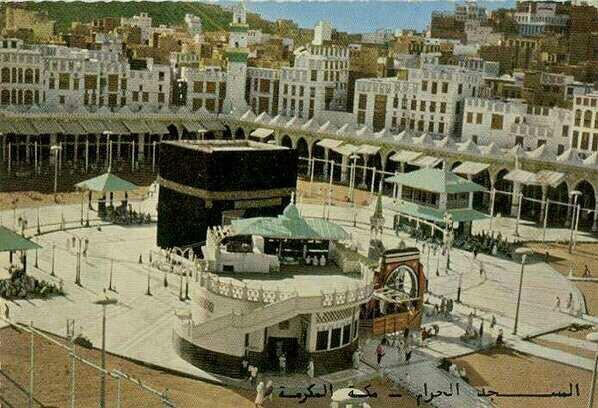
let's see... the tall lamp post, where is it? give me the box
[94,295,118,408]
[443,212,453,272]
[512,247,533,336]
[568,190,581,254]
[50,144,62,194]
[587,332,598,408]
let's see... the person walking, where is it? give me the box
[278,353,287,376]
[255,381,265,408]
[376,339,386,367]
[490,315,496,329]
[404,341,412,365]
[496,329,504,347]
[479,319,485,343]
[553,296,561,311]
[242,356,249,379]
[583,264,591,278]
[249,365,258,387]
[264,380,274,402]
[307,359,315,378]
[566,292,573,311]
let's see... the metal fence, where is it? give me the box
[0,317,175,408]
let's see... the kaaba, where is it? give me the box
[157,140,297,249]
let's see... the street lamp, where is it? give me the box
[50,144,62,194]
[568,190,581,254]
[587,332,598,408]
[94,295,118,408]
[512,247,533,335]
[443,213,453,272]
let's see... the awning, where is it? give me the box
[389,150,421,163]
[203,120,226,132]
[409,155,442,168]
[78,119,107,134]
[331,143,360,157]
[395,200,488,223]
[75,172,139,192]
[122,120,150,134]
[104,120,130,135]
[181,120,206,134]
[503,169,537,185]
[31,118,64,135]
[535,170,565,187]
[452,161,490,176]
[355,144,380,155]
[145,120,170,135]
[11,119,38,135]
[0,226,42,252]
[58,120,86,135]
[317,138,344,150]
[385,167,486,193]
[250,128,274,139]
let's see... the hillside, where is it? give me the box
[8,1,278,34]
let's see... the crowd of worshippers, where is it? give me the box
[100,202,152,225]
[403,224,516,259]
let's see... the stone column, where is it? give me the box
[323,148,329,178]
[539,185,548,223]
[361,154,369,187]
[73,135,79,166]
[468,175,474,208]
[593,200,598,232]
[96,134,101,165]
[116,135,122,159]
[341,154,348,183]
[510,181,521,217]
[49,135,57,165]
[25,135,30,164]
[565,194,572,227]
[138,134,145,162]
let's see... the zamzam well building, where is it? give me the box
[156,140,297,249]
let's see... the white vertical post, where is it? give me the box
[327,161,334,220]
[152,141,156,173]
[34,141,38,175]
[85,139,89,173]
[370,167,376,195]
[542,199,550,243]
[309,157,315,197]
[515,192,523,237]
[573,204,581,251]
[131,140,135,171]
[29,321,34,408]
[7,142,11,174]
[489,188,496,233]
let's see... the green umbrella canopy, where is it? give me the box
[0,226,42,252]
[75,172,139,193]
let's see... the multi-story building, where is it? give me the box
[279,45,350,118]
[180,66,227,113]
[462,97,571,154]
[1,5,56,41]
[247,67,280,115]
[353,65,485,135]
[455,1,487,22]
[313,21,332,46]
[572,93,598,155]
[127,59,171,111]
[222,1,249,114]
[184,14,203,37]
[514,1,569,37]
[0,38,43,107]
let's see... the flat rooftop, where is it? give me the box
[214,263,365,297]
[163,139,289,153]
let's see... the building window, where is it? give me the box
[442,82,448,93]
[491,114,503,130]
[330,328,342,349]
[431,82,437,94]
[430,102,436,113]
[316,330,329,351]
[581,132,590,150]
[358,94,367,110]
[584,111,592,128]
[421,80,428,92]
[537,139,546,147]
[428,121,434,132]
[342,324,351,345]
[593,134,598,152]
[557,144,564,155]
[515,136,524,146]
[572,130,579,147]
[206,82,216,94]
[472,135,478,144]
[59,95,65,104]
[142,92,149,102]
[411,99,417,111]
[458,84,463,95]
[311,70,317,81]
[562,125,569,138]
[476,113,483,124]
[466,112,473,123]
[357,110,365,125]
[420,101,426,112]
[438,122,445,134]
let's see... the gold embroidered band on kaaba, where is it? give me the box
[157,176,295,201]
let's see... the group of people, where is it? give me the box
[554,292,579,315]
[376,332,414,368]
[454,231,515,259]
